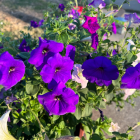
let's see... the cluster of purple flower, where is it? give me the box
[30,19,44,28]
[27,37,79,115]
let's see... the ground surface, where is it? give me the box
[0,0,140,139]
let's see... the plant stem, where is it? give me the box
[132,124,139,130]
[75,0,78,8]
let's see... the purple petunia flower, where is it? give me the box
[65,45,76,61]
[82,56,119,86]
[112,49,117,56]
[89,0,106,9]
[121,63,140,89]
[40,53,74,84]
[111,22,117,34]
[138,0,140,3]
[30,21,39,28]
[31,19,44,28]
[39,19,44,26]
[0,45,3,49]
[82,15,100,34]
[5,94,17,105]
[19,39,31,52]
[38,82,79,115]
[124,13,140,27]
[91,32,98,50]
[68,23,76,30]
[0,52,25,90]
[103,33,107,41]
[58,4,65,11]
[28,37,64,70]
[68,9,80,19]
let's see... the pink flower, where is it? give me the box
[123,89,136,100]
[72,64,88,88]
[108,122,120,132]
[82,15,100,34]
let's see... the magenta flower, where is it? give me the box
[28,37,64,70]
[82,56,119,86]
[65,45,76,61]
[68,9,80,19]
[89,0,106,9]
[82,15,100,34]
[0,52,25,90]
[91,32,98,50]
[138,0,140,3]
[58,4,65,11]
[40,53,74,84]
[121,63,140,89]
[103,33,107,41]
[19,39,31,52]
[125,13,140,26]
[111,22,117,34]
[38,82,79,115]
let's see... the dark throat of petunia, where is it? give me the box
[9,67,15,73]
[55,67,61,72]
[42,46,49,55]
[54,95,62,101]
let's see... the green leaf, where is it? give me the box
[99,101,106,109]
[137,122,140,126]
[83,125,90,140]
[112,76,120,88]
[42,88,49,94]
[105,92,114,102]
[25,68,33,77]
[102,39,110,43]
[26,81,39,95]
[6,48,17,56]
[74,105,82,120]
[82,104,93,117]
[102,126,112,136]
[12,111,19,118]
[58,121,65,129]
[61,128,71,136]
[91,134,102,140]
[78,88,88,94]
[126,52,137,63]
[18,52,30,59]
[57,32,68,45]
[24,126,31,135]
[0,85,4,90]
[53,115,60,122]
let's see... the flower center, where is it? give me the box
[42,47,49,54]
[88,19,92,25]
[78,71,83,77]
[98,67,104,71]
[9,67,15,73]
[55,67,61,72]
[54,95,62,101]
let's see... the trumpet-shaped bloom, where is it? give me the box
[111,22,117,34]
[121,63,140,89]
[58,4,65,11]
[0,52,25,90]
[127,39,135,51]
[108,122,120,132]
[0,110,16,140]
[28,37,64,70]
[123,89,136,100]
[82,56,119,86]
[72,64,88,88]
[91,32,98,50]
[19,39,31,52]
[68,9,80,19]
[89,0,106,9]
[65,45,76,61]
[38,82,79,115]
[40,53,73,84]
[82,15,100,34]
[125,13,140,27]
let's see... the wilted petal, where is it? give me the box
[0,110,16,140]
